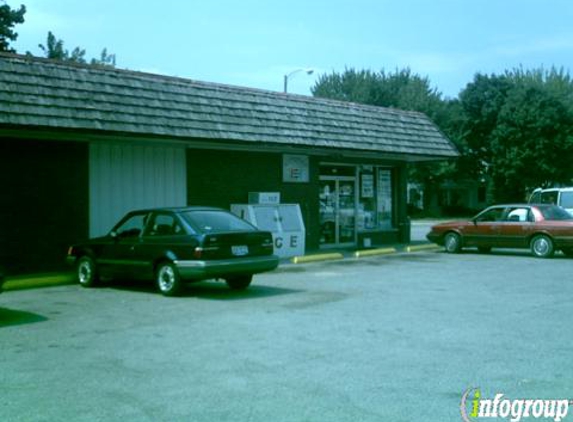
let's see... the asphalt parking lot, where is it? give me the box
[2,249,573,422]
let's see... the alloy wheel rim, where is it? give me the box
[534,238,549,255]
[446,235,457,251]
[79,261,92,284]
[158,266,175,291]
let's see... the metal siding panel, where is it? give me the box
[133,146,146,209]
[90,142,186,237]
[176,149,187,206]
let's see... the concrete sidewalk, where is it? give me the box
[3,272,75,292]
[288,242,439,264]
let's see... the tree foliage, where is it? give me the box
[38,31,116,67]
[312,67,446,121]
[0,1,25,52]
[460,68,573,202]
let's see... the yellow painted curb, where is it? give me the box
[291,253,344,264]
[354,247,397,258]
[3,274,75,291]
[406,244,441,253]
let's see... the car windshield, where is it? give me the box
[181,210,256,233]
[538,205,573,221]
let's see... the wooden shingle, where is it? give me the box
[0,53,458,160]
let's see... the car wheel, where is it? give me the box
[530,235,554,258]
[225,275,253,290]
[562,248,573,257]
[77,256,99,287]
[156,262,182,296]
[444,232,462,253]
[477,246,492,254]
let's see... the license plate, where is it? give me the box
[231,245,249,256]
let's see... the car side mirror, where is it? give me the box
[110,230,118,240]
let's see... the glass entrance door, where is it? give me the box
[319,176,356,246]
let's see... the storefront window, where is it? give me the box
[357,167,393,231]
[320,164,395,247]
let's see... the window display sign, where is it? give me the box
[377,169,393,228]
[283,154,309,183]
[361,174,374,198]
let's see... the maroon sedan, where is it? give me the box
[427,204,573,258]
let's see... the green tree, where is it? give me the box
[0,1,25,52]
[91,47,116,67]
[312,67,446,121]
[460,68,573,203]
[38,31,85,62]
[492,84,573,201]
[38,31,116,67]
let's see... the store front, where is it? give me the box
[0,53,458,274]
[319,164,395,248]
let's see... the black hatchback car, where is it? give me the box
[67,207,279,296]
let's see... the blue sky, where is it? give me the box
[10,0,573,98]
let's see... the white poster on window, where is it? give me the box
[361,174,374,198]
[377,169,393,228]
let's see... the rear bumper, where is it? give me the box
[174,255,280,280]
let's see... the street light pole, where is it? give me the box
[283,68,314,93]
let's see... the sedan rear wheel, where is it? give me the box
[225,275,253,290]
[444,232,462,253]
[77,256,99,287]
[530,235,554,258]
[156,262,182,296]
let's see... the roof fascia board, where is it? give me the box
[0,127,451,162]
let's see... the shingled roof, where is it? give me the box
[0,53,458,160]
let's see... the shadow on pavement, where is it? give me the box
[109,278,303,300]
[0,307,48,327]
[182,283,303,300]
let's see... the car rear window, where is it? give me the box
[538,206,573,221]
[181,210,256,233]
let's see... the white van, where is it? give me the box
[529,187,573,215]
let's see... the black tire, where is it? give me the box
[444,232,462,254]
[562,248,573,257]
[477,246,492,254]
[225,275,253,290]
[156,262,182,297]
[77,256,99,287]
[530,235,554,258]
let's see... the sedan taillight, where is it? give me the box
[262,238,274,252]
[194,246,220,259]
